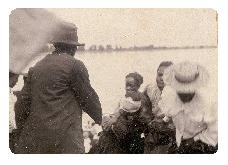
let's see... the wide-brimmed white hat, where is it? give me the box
[163,61,209,93]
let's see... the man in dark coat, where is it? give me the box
[14,27,102,154]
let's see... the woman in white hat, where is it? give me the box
[159,61,217,154]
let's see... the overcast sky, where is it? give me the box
[48,9,217,48]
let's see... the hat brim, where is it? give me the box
[163,64,209,93]
[64,41,85,46]
[51,41,85,46]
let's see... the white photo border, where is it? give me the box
[1,0,227,165]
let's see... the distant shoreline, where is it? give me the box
[77,45,217,54]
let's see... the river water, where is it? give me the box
[12,48,217,122]
[76,48,217,114]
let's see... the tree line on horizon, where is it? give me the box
[77,44,217,52]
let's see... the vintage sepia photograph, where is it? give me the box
[9,8,218,154]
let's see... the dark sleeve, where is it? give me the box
[143,85,155,111]
[14,70,32,130]
[139,93,153,125]
[142,85,148,97]
[70,60,102,124]
[142,89,152,113]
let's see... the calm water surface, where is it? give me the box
[76,49,217,115]
[12,49,218,122]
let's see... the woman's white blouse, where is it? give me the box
[159,86,218,147]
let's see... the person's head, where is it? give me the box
[125,72,143,94]
[52,24,85,56]
[156,61,173,90]
[9,72,19,88]
[163,61,209,103]
[53,42,77,56]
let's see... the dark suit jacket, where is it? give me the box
[14,53,102,154]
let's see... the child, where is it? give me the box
[112,90,150,146]
[93,72,151,154]
[118,91,142,115]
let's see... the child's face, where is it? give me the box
[125,77,139,94]
[156,66,166,90]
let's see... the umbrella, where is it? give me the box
[9,8,78,74]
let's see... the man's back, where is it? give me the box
[15,53,102,153]
[29,54,82,129]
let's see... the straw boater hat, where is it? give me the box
[163,61,209,93]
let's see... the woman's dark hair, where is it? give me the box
[157,61,173,72]
[126,72,143,87]
[177,92,195,103]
